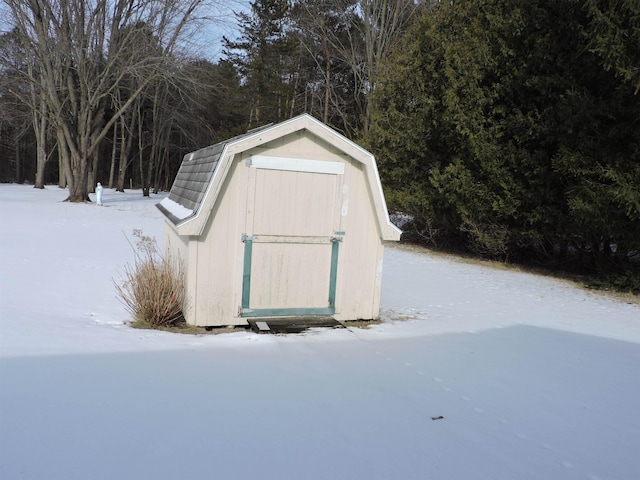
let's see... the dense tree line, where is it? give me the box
[0,0,418,197]
[1,0,217,201]
[366,0,639,289]
[221,0,418,135]
[1,0,638,288]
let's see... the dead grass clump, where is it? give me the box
[115,230,186,328]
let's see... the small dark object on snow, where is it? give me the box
[431,415,444,420]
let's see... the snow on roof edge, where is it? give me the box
[156,197,195,226]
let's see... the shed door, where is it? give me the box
[240,156,344,317]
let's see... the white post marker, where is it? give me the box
[96,182,103,206]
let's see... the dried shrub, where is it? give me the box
[115,230,186,328]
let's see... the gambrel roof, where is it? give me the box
[156,126,271,225]
[157,114,401,241]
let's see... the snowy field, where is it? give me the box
[1,183,639,480]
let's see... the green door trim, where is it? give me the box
[327,237,340,307]
[241,236,253,310]
[240,236,340,318]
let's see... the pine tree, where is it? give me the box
[367,0,640,286]
[223,0,293,127]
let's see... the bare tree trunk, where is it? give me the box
[138,107,147,195]
[33,113,47,188]
[357,0,419,134]
[116,104,137,192]
[87,136,99,193]
[57,127,71,189]
[147,129,162,195]
[58,152,67,189]
[289,66,300,118]
[148,83,162,194]
[67,151,91,201]
[58,161,67,187]
[33,99,48,189]
[108,120,118,188]
[153,145,168,194]
[322,36,331,124]
[14,136,22,184]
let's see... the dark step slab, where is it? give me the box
[247,316,343,334]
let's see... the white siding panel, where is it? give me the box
[333,160,383,321]
[192,158,248,326]
[252,168,337,237]
[249,242,332,309]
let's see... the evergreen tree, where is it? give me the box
[290,0,363,134]
[223,0,294,127]
[367,0,640,286]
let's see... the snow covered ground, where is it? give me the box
[1,183,638,480]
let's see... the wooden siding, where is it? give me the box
[331,158,385,321]
[251,168,339,237]
[249,242,333,309]
[243,155,342,314]
[191,158,248,326]
[161,117,399,326]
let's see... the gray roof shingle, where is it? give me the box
[158,125,273,225]
[168,142,225,211]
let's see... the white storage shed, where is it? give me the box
[157,114,401,327]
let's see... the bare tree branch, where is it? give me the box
[3,0,209,201]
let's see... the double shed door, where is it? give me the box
[240,156,345,317]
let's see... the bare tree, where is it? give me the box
[29,60,48,189]
[356,0,421,133]
[293,0,421,135]
[4,0,206,201]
